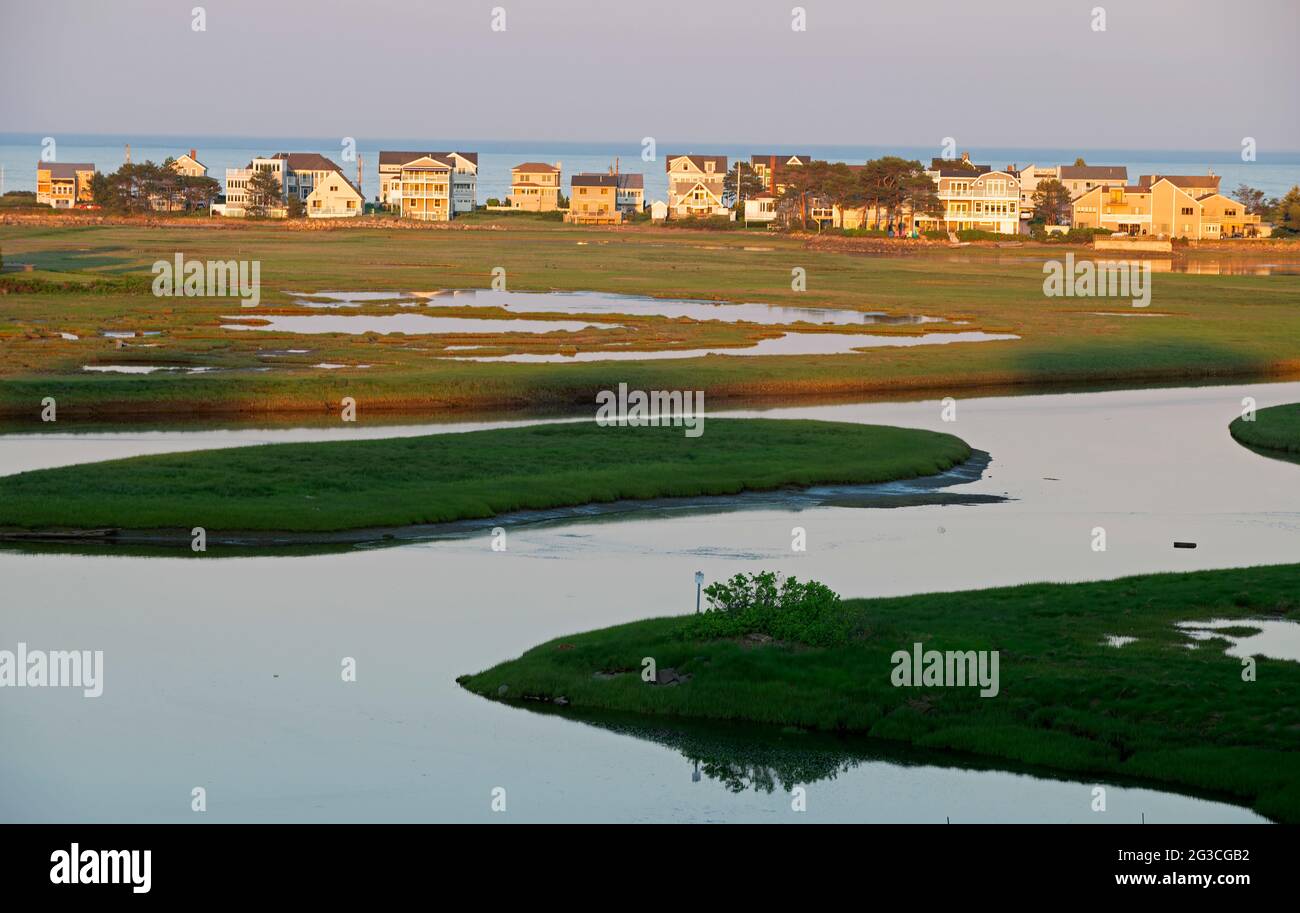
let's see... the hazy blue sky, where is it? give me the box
[2,0,1296,150]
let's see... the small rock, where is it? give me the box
[497,684,509,697]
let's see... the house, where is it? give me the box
[665,154,728,218]
[1058,165,1128,201]
[566,174,620,224]
[1197,192,1267,238]
[221,153,358,217]
[36,162,95,208]
[306,171,365,218]
[1071,173,1250,239]
[916,156,1020,234]
[750,154,810,196]
[614,172,644,215]
[393,155,453,221]
[170,149,208,177]
[509,162,561,211]
[744,192,778,224]
[378,151,477,215]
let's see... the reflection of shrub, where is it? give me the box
[683,571,851,647]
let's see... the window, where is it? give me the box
[1180,207,1194,216]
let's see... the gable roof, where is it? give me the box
[306,174,364,201]
[1138,174,1220,190]
[398,155,452,171]
[1059,165,1127,181]
[616,173,643,190]
[37,162,95,179]
[751,154,811,167]
[379,150,477,167]
[514,162,559,173]
[272,152,346,175]
[666,154,727,173]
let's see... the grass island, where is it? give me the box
[0,418,970,541]
[459,564,1300,823]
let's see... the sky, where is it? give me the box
[1,0,1297,151]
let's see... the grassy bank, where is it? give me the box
[459,564,1300,822]
[2,222,1299,420]
[1230,402,1300,457]
[0,419,969,535]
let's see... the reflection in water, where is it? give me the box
[514,705,1265,821]
[0,451,1006,554]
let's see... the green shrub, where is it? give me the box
[682,571,852,647]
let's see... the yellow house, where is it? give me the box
[510,162,561,211]
[1071,174,1250,239]
[1197,193,1267,238]
[397,155,453,221]
[169,149,208,177]
[36,162,95,208]
[305,171,364,218]
[566,173,620,224]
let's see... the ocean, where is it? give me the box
[3,133,1298,205]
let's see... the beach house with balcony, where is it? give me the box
[666,154,728,218]
[221,153,358,218]
[378,151,477,215]
[917,156,1020,234]
[567,174,620,224]
[36,162,95,208]
[509,162,562,211]
[1070,173,1249,239]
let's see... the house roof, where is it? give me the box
[514,162,560,173]
[37,162,95,179]
[933,165,991,177]
[379,150,477,167]
[1059,165,1128,180]
[750,154,811,166]
[272,152,346,175]
[1138,174,1220,190]
[666,154,727,173]
[572,173,618,187]
[616,173,643,190]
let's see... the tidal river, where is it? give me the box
[2,382,1298,823]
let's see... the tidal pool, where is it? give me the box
[1177,619,1300,662]
[223,314,623,335]
[287,289,951,327]
[446,330,1020,362]
[3,382,1298,822]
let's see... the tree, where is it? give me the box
[724,161,765,210]
[1074,157,1087,167]
[286,194,306,218]
[1231,184,1268,216]
[245,168,283,217]
[1032,178,1072,225]
[1270,186,1300,234]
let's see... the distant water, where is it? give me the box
[2,133,1298,205]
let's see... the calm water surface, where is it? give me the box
[3,382,1298,822]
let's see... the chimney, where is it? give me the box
[190,148,197,161]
